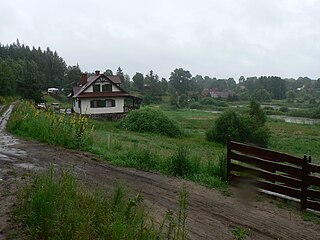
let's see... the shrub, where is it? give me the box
[250,126,270,147]
[248,100,266,127]
[206,101,270,147]
[200,97,214,105]
[206,109,251,144]
[189,102,201,109]
[119,107,182,137]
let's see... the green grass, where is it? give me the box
[267,119,320,162]
[231,226,250,240]
[16,168,188,239]
[44,94,71,108]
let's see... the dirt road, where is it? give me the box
[1,106,320,239]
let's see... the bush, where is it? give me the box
[189,102,201,109]
[206,102,270,147]
[119,107,182,137]
[248,100,266,127]
[200,97,214,105]
[206,110,251,144]
[250,126,270,147]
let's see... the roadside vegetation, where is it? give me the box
[7,100,93,149]
[16,168,188,239]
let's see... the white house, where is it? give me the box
[70,70,141,117]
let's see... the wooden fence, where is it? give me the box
[227,141,320,212]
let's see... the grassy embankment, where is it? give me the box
[16,168,188,239]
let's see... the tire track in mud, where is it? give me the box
[1,105,320,239]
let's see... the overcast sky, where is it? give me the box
[1,0,320,80]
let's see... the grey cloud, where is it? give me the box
[1,0,320,80]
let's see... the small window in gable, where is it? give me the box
[93,84,101,92]
[102,84,112,92]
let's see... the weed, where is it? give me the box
[231,226,250,240]
[15,168,189,240]
[170,147,191,177]
[7,101,93,150]
[302,211,320,224]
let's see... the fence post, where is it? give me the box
[301,155,308,210]
[226,141,231,181]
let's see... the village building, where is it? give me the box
[69,70,141,118]
[201,88,236,99]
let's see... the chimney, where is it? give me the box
[80,73,88,86]
[95,70,100,76]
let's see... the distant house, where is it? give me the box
[201,88,236,99]
[69,70,141,118]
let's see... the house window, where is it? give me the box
[106,99,116,107]
[102,84,112,92]
[90,99,115,108]
[90,100,106,108]
[93,84,101,92]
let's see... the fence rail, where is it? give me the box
[227,141,320,212]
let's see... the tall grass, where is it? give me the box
[100,144,228,190]
[16,168,188,240]
[7,101,93,149]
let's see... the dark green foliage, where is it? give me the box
[169,68,192,95]
[206,110,251,144]
[142,95,162,105]
[0,40,73,101]
[189,102,201,109]
[248,100,266,127]
[206,101,270,147]
[250,126,270,147]
[119,107,182,137]
[200,97,228,107]
[170,148,191,177]
[200,97,214,105]
[252,89,272,102]
[132,72,144,92]
[178,94,188,108]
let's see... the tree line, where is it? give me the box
[0,40,81,102]
[1,40,320,105]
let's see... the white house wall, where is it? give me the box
[83,83,121,93]
[73,98,81,114]
[80,98,124,114]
